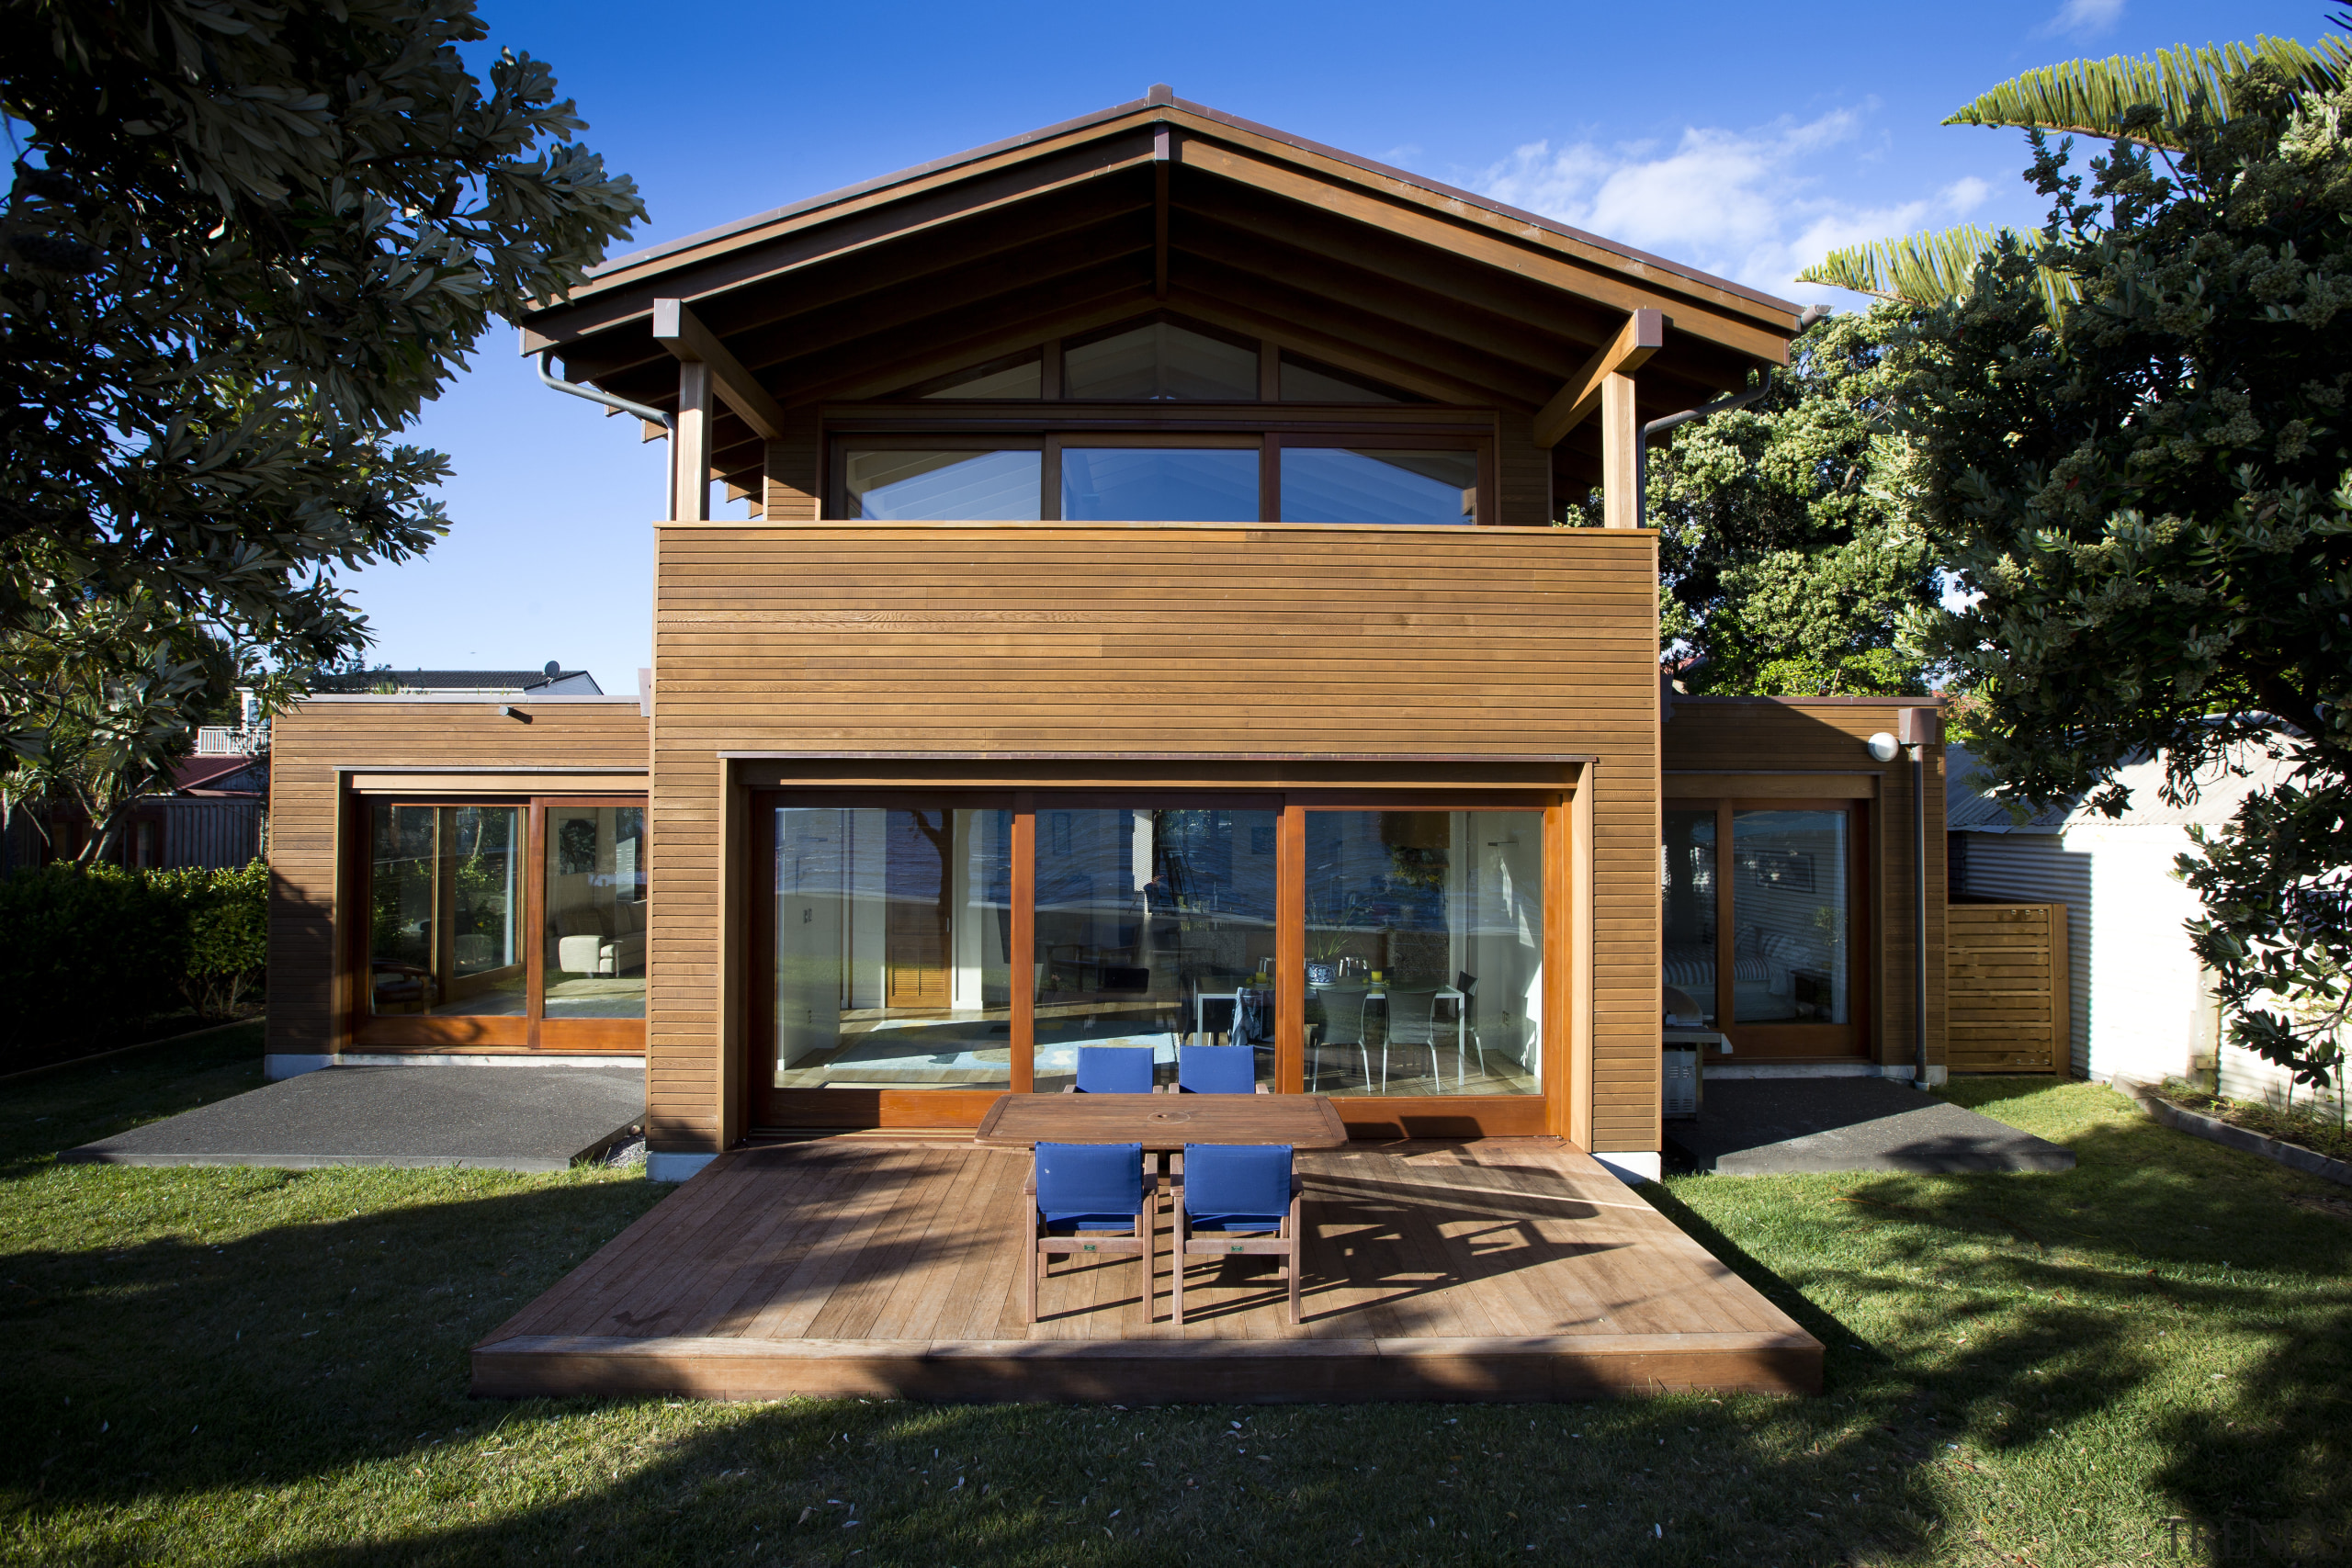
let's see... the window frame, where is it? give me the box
[345,793,649,1054]
[745,786,1563,1134]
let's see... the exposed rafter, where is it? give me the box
[653,299,789,442]
[1532,310,1664,450]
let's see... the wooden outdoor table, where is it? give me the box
[971,1093,1350,1151]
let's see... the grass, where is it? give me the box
[1,1046,2346,1567]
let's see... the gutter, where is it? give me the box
[537,350,673,430]
[1636,303,1831,527]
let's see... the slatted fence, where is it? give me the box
[1947,902,2069,1075]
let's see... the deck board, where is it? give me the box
[475,1138,1821,1402]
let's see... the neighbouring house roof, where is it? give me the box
[1946,740,2301,833]
[520,88,1804,502]
[311,669,602,696]
[173,756,267,795]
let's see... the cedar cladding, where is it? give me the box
[651,522,1663,1155]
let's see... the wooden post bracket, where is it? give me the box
[652,298,790,443]
[1532,308,1665,450]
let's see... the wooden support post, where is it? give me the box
[674,359,712,522]
[1532,307,1663,450]
[1601,369,1640,529]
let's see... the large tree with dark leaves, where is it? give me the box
[0,0,641,858]
[1825,35,2352,1096]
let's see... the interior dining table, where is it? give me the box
[971,1092,1351,1151]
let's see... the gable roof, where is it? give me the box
[521,89,1804,503]
[311,669,601,695]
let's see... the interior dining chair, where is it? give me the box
[1442,970,1487,1084]
[1069,1045,1157,1094]
[1175,1044,1265,1094]
[1170,1143,1303,1326]
[1311,992,1375,1092]
[1384,988,1446,1091]
[1024,1141,1158,1324]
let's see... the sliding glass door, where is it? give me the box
[1660,799,1868,1058]
[750,790,1557,1131]
[355,795,648,1052]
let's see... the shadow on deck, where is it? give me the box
[471,1139,1820,1403]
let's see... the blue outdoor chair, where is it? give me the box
[1170,1143,1304,1325]
[1175,1044,1265,1095]
[1024,1142,1159,1324]
[1068,1045,1156,1094]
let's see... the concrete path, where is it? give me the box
[1666,1077,2075,1176]
[60,1064,645,1173]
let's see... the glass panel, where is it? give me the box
[1661,809,1718,1029]
[1060,447,1258,523]
[1034,807,1279,1090]
[1731,809,1849,1024]
[368,804,524,1017]
[1304,810,1543,1095]
[843,449,1041,520]
[542,805,649,1021]
[1279,353,1407,402]
[771,807,1013,1089]
[1280,448,1478,525]
[1063,322,1258,400]
[921,357,1042,400]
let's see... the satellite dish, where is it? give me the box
[543,660,561,678]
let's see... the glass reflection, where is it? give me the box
[771,808,1014,1089]
[1281,448,1477,525]
[843,449,1041,520]
[1033,807,1278,1090]
[1278,354,1408,402]
[1063,322,1258,400]
[1731,809,1849,1023]
[542,805,648,1021]
[368,804,524,1017]
[1660,809,1718,1028]
[920,357,1043,399]
[1061,447,1258,523]
[1303,810,1543,1095]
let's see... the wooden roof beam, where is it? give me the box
[1532,310,1664,450]
[654,299,790,443]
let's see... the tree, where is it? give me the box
[1591,308,1940,696]
[0,0,643,858]
[1828,31,2352,1096]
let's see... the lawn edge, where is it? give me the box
[2112,1076,2352,1190]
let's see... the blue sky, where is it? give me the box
[350,0,2311,691]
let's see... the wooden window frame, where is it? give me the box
[743,786,1559,1137]
[827,427,1495,525]
[1671,796,1871,1062]
[346,794,648,1055]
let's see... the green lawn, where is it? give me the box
[3,1042,2347,1567]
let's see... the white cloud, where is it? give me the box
[2037,0,2123,39]
[1469,108,1994,300]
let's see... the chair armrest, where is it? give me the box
[1254,1084,1271,1094]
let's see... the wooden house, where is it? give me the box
[266,89,1951,1183]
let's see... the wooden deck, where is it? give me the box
[472,1138,1820,1403]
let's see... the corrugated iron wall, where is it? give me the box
[159,799,264,869]
[1951,832,2093,1077]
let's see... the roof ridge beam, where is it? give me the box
[1533,310,1664,450]
[654,299,789,443]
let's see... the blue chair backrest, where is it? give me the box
[1181,1144,1293,1222]
[1035,1142,1144,1220]
[1176,1045,1256,1094]
[1074,1046,1154,1094]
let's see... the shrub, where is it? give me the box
[0,862,267,1063]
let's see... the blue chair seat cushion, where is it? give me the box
[1186,1213,1284,1232]
[1042,1211,1144,1231]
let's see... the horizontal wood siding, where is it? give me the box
[266,699,651,1060]
[653,522,1661,1156]
[1662,699,1948,1070]
[1946,902,2066,1074]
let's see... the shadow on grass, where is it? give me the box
[7,1075,2350,1567]
[1,1020,267,1179]
[1934,1074,2070,1113]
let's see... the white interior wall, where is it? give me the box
[847,807,886,1010]
[949,811,980,1010]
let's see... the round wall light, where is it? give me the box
[1866,731,1901,762]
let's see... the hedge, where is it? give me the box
[0,861,266,1060]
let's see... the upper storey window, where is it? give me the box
[920,355,1045,400]
[1063,321,1257,400]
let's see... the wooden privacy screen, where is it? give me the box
[1946,903,2069,1075]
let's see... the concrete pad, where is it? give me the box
[1666,1077,2075,1176]
[60,1064,645,1173]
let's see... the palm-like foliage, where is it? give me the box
[1942,35,2350,151]
[1798,226,2074,313]
[1800,31,2350,313]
